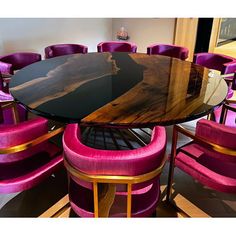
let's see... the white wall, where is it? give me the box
[112,18,176,52]
[0,18,176,56]
[0,18,113,55]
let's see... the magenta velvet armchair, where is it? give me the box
[193,53,236,125]
[0,72,27,124]
[97,41,137,53]
[44,43,88,59]
[0,52,41,74]
[0,115,64,193]
[147,44,189,60]
[194,52,236,97]
[193,52,236,75]
[167,119,236,203]
[63,124,166,217]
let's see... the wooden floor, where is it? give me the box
[38,185,210,218]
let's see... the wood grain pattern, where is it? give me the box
[82,54,228,127]
[174,18,199,61]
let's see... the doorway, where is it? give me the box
[194,18,214,53]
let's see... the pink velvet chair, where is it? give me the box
[193,52,236,75]
[194,53,236,124]
[97,41,137,53]
[0,72,27,124]
[167,119,236,203]
[0,52,41,74]
[45,44,88,59]
[0,112,64,193]
[147,44,189,60]
[63,124,166,217]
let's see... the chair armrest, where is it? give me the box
[0,126,64,154]
[172,124,236,157]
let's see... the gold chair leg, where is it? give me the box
[127,183,132,217]
[93,182,99,218]
[166,126,178,202]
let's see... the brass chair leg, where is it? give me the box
[93,182,99,217]
[127,183,132,217]
[166,126,178,202]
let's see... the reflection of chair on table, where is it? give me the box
[63,124,167,217]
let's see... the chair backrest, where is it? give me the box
[193,52,236,74]
[0,52,42,73]
[147,44,189,60]
[97,41,137,53]
[63,124,166,177]
[45,44,88,59]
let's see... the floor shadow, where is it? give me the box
[0,169,68,217]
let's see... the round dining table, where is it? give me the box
[9,52,228,127]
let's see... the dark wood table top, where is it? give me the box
[10,52,228,127]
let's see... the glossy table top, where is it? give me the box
[10,52,228,127]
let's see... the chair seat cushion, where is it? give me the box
[0,142,63,193]
[175,144,236,193]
